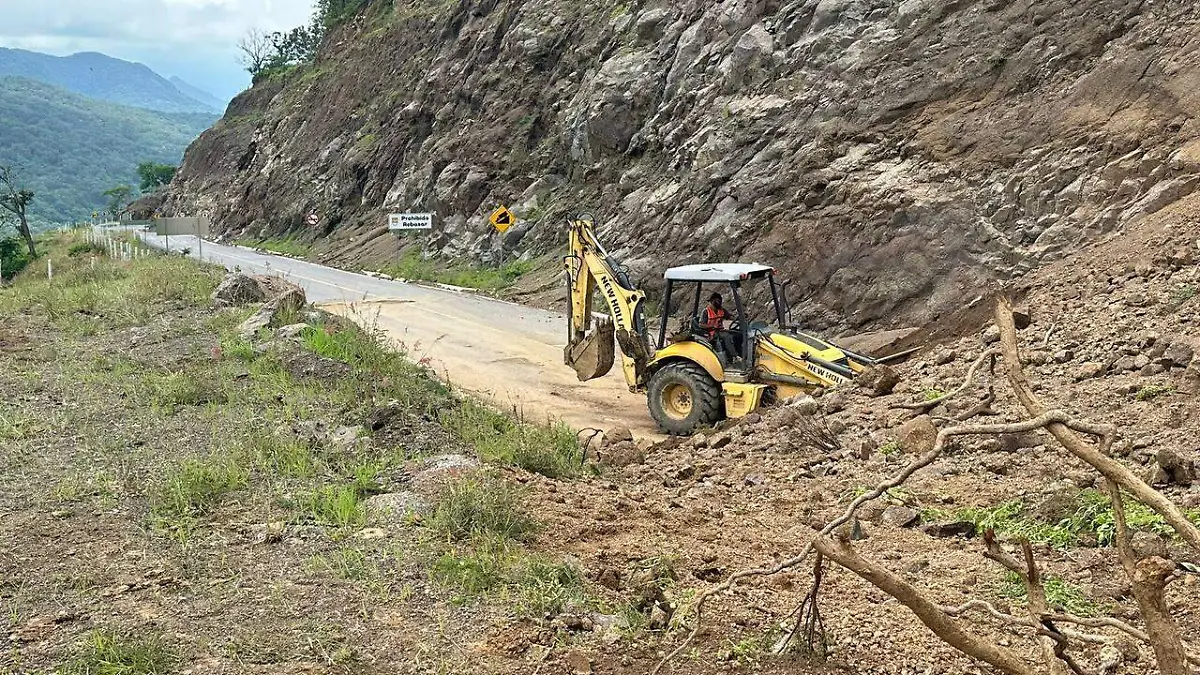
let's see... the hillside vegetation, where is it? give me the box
[0,77,216,224]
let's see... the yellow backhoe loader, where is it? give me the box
[564,215,889,435]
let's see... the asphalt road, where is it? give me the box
[131,229,660,437]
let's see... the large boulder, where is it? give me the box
[213,273,306,308]
[238,287,308,338]
[857,365,901,396]
[212,273,267,306]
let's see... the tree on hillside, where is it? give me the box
[271,25,320,66]
[102,184,135,219]
[237,29,274,78]
[315,0,369,29]
[137,162,177,192]
[0,165,37,258]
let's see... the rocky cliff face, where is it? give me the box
[164,0,1200,332]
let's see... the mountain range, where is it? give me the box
[0,48,225,225]
[0,48,223,114]
[0,76,217,224]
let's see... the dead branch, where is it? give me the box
[940,601,1127,645]
[984,532,1070,675]
[1042,322,1058,349]
[995,297,1200,552]
[1107,480,1191,675]
[954,387,997,421]
[812,535,1035,675]
[656,409,1120,674]
[794,416,841,453]
[776,553,828,657]
[892,348,1000,412]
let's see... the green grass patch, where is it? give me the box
[1135,384,1174,401]
[303,484,366,528]
[54,470,119,506]
[430,537,515,600]
[878,440,903,456]
[427,474,535,542]
[443,401,583,479]
[429,536,585,614]
[515,557,585,617]
[302,323,382,368]
[927,490,1200,549]
[380,249,534,292]
[244,433,318,479]
[61,628,176,675]
[309,547,376,581]
[294,314,583,481]
[0,231,221,334]
[146,371,229,409]
[1168,284,1196,310]
[152,456,249,534]
[0,412,43,441]
[994,572,1105,617]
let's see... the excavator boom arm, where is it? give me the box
[564,217,650,389]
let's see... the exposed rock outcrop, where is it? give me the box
[167,0,1200,332]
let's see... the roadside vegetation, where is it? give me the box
[0,230,595,670]
[235,236,311,258]
[379,249,535,292]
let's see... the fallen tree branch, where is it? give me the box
[1108,479,1191,675]
[983,532,1070,675]
[892,348,1000,412]
[812,535,1035,675]
[656,408,1104,673]
[995,297,1200,552]
[954,387,997,421]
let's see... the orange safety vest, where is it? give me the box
[701,306,726,337]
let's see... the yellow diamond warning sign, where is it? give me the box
[489,206,516,233]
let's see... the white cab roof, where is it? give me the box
[664,263,774,282]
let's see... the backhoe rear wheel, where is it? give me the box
[647,362,723,436]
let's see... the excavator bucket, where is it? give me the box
[565,319,616,381]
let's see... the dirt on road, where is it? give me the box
[322,299,663,439]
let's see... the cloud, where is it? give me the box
[0,0,314,99]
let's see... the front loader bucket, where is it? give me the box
[565,320,616,381]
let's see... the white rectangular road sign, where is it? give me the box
[389,213,434,230]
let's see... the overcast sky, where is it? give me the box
[0,0,315,102]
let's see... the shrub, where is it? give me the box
[427,475,535,542]
[67,242,105,257]
[0,236,30,280]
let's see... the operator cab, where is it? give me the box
[658,263,788,375]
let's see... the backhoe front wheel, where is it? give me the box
[647,362,723,436]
